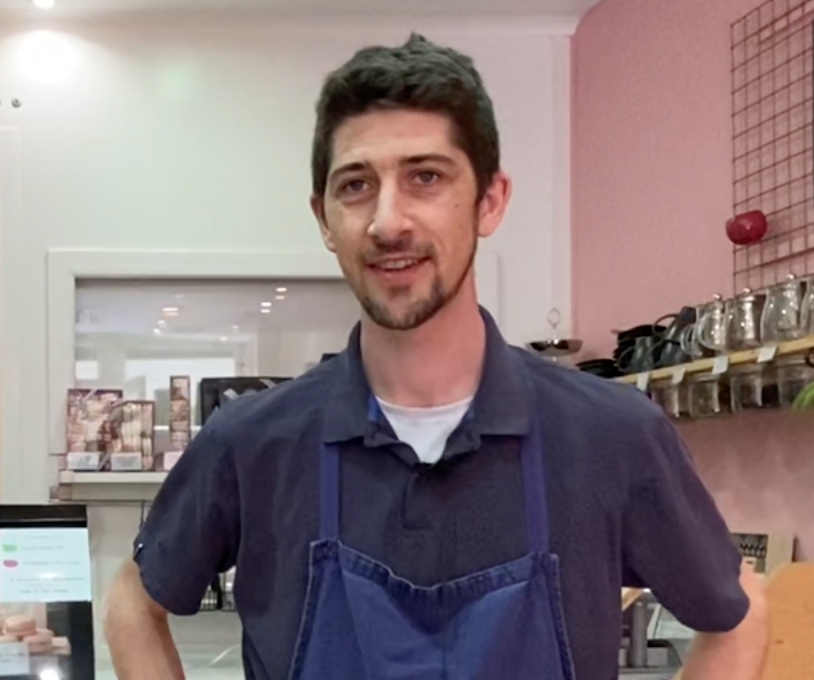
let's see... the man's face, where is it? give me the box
[312,109,509,331]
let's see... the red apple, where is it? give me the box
[726,210,768,245]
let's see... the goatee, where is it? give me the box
[360,234,477,331]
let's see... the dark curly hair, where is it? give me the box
[311,33,500,202]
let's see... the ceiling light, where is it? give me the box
[261,301,272,308]
[261,309,271,315]
[153,328,161,335]
[32,0,56,10]
[174,293,184,299]
[157,320,166,327]
[162,306,179,313]
[18,31,80,85]
[232,325,239,330]
[275,295,285,301]
[220,336,227,342]
[276,287,287,293]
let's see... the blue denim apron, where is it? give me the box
[287,404,577,680]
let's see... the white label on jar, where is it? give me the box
[636,373,650,391]
[712,356,729,375]
[757,345,778,363]
[671,367,686,385]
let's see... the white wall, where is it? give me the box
[0,11,573,650]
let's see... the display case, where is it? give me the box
[0,504,94,679]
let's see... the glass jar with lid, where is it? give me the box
[729,363,777,413]
[650,379,686,420]
[687,374,729,419]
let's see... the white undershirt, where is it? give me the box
[376,396,474,465]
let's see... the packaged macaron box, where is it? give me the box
[0,505,94,679]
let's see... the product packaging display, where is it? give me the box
[104,400,155,471]
[168,376,191,451]
[65,389,123,470]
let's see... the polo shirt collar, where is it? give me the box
[322,307,531,444]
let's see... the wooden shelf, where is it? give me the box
[615,334,814,385]
[57,471,167,502]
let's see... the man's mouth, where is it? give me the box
[367,257,429,272]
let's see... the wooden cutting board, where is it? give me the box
[621,587,643,611]
[670,562,814,680]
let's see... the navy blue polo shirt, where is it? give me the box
[135,309,748,680]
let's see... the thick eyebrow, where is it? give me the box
[328,153,458,188]
[402,153,457,167]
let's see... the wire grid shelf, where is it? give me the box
[732,0,814,291]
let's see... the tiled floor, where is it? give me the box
[96,644,245,680]
[94,613,245,679]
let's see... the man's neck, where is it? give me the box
[360,283,486,408]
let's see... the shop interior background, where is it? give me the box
[3,0,811,677]
[0,0,573,675]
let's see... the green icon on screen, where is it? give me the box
[1,544,18,552]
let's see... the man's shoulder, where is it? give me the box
[511,345,665,431]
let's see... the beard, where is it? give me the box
[356,228,478,331]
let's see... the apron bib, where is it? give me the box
[287,397,576,680]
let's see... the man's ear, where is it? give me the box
[311,194,335,252]
[476,170,512,239]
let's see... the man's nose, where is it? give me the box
[367,179,412,242]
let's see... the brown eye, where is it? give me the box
[341,179,368,195]
[414,170,440,185]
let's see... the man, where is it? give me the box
[105,34,768,680]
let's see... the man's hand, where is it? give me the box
[679,563,769,680]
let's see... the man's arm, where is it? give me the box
[103,419,240,678]
[621,399,766,678]
[680,565,769,680]
[104,560,185,680]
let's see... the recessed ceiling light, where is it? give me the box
[232,325,239,330]
[162,306,179,316]
[275,295,285,301]
[276,287,287,293]
[153,328,162,335]
[32,0,56,10]
[220,336,227,342]
[261,301,272,308]
[175,293,185,299]
[261,309,271,314]
[157,320,166,327]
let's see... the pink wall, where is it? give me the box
[573,0,814,558]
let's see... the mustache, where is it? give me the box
[361,236,436,264]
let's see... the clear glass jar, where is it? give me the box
[650,379,685,420]
[688,374,728,419]
[729,364,777,412]
[776,355,814,408]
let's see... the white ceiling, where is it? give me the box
[0,0,602,18]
